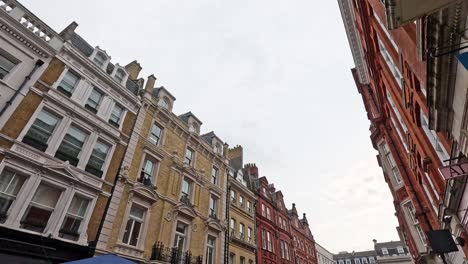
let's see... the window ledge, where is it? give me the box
[114,243,145,259]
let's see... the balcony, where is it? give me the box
[180,194,193,208]
[150,242,202,264]
[139,171,154,187]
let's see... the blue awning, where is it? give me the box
[64,254,136,264]
[456,51,468,70]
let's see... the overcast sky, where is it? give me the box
[22,0,399,252]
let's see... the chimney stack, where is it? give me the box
[125,60,142,80]
[145,74,157,93]
[59,21,78,41]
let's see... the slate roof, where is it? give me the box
[69,32,140,96]
[178,112,203,125]
[333,250,377,260]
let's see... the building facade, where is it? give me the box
[95,76,229,263]
[316,243,334,264]
[338,0,468,263]
[0,0,141,262]
[333,250,377,264]
[289,206,317,264]
[227,146,257,264]
[373,240,413,264]
[244,164,317,264]
[378,1,468,263]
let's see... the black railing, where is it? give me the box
[139,171,153,186]
[180,194,193,207]
[151,242,202,264]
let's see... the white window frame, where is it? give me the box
[138,151,161,185]
[89,47,110,70]
[211,166,218,186]
[420,111,450,163]
[209,192,219,218]
[382,247,389,255]
[377,37,403,88]
[149,121,164,146]
[118,201,151,249]
[380,142,403,184]
[184,146,195,166]
[0,48,20,82]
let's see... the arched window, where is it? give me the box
[114,68,126,83]
[93,52,107,67]
[158,98,169,109]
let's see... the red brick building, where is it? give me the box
[289,205,316,264]
[244,164,317,264]
[339,0,468,263]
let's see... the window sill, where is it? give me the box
[114,242,145,259]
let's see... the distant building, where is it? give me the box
[373,240,412,264]
[333,250,377,264]
[316,243,334,264]
[333,240,412,264]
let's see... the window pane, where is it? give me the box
[22,184,62,232]
[150,124,162,144]
[109,104,123,126]
[86,88,103,111]
[59,71,79,94]
[0,170,25,219]
[122,219,133,244]
[93,52,106,67]
[130,205,145,219]
[86,141,110,177]
[55,126,88,166]
[129,221,141,246]
[23,110,60,151]
[67,196,89,217]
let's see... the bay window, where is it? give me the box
[55,126,89,166]
[21,183,62,232]
[0,169,26,221]
[122,204,145,247]
[85,141,110,177]
[59,195,89,240]
[23,110,61,152]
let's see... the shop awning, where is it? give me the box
[64,254,136,264]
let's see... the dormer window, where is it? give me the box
[189,123,198,133]
[114,68,126,83]
[158,98,169,109]
[213,143,222,154]
[93,52,107,67]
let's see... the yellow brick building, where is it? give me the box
[0,5,140,261]
[228,146,257,264]
[96,76,229,263]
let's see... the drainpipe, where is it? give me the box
[0,59,44,118]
